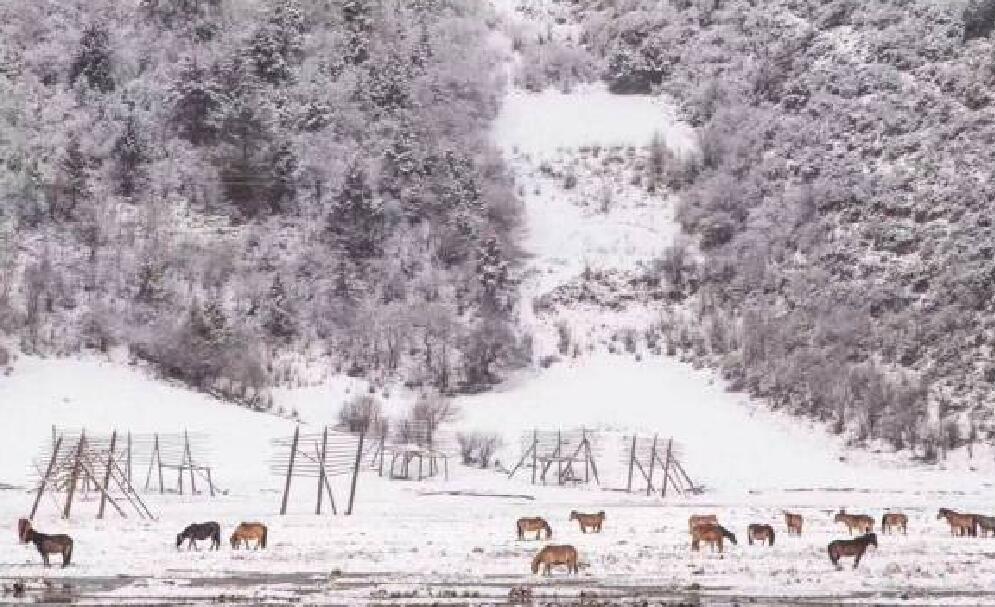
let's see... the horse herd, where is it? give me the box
[523,507,993,575]
[14,506,994,573]
[16,518,268,567]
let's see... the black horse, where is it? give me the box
[828,532,877,570]
[176,522,221,550]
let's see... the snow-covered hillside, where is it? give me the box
[4,0,995,604]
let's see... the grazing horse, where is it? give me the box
[784,512,803,535]
[230,522,268,549]
[747,523,775,546]
[569,510,604,533]
[834,510,874,535]
[516,517,552,540]
[688,514,718,534]
[975,515,995,538]
[691,524,737,553]
[937,508,977,537]
[531,544,578,575]
[177,522,221,550]
[828,533,877,570]
[881,512,908,535]
[17,519,73,568]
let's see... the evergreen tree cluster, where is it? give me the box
[0,0,522,401]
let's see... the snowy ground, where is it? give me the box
[4,0,995,604]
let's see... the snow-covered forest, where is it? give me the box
[0,0,523,405]
[555,0,995,454]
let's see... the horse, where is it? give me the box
[688,514,718,534]
[17,519,73,567]
[230,522,268,549]
[691,524,737,553]
[516,517,552,540]
[975,515,995,537]
[937,508,977,537]
[569,510,604,533]
[881,512,908,535]
[784,512,803,535]
[834,510,874,535]
[747,523,775,546]
[177,522,221,550]
[530,544,578,575]
[828,533,877,570]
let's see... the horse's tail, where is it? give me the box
[972,516,980,537]
[545,522,552,539]
[516,520,523,538]
[881,514,887,529]
[768,527,775,546]
[213,525,221,547]
[64,538,73,566]
[531,550,543,574]
[261,525,268,549]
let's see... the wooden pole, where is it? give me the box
[317,428,328,515]
[646,434,658,497]
[626,435,637,492]
[206,468,215,497]
[583,428,589,483]
[661,437,673,498]
[184,430,197,494]
[63,433,86,519]
[126,431,133,490]
[280,426,300,515]
[346,430,365,515]
[530,429,537,484]
[98,431,118,518]
[30,436,62,519]
[156,434,164,493]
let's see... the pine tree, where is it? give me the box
[342,0,374,64]
[69,24,115,92]
[475,236,510,309]
[262,274,296,339]
[55,135,89,221]
[328,162,384,259]
[169,56,224,145]
[247,0,305,84]
[112,111,149,198]
[269,141,298,214]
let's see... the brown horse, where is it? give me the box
[531,544,578,575]
[881,512,908,535]
[517,517,552,540]
[828,533,877,570]
[230,522,268,549]
[688,514,718,534]
[937,508,977,537]
[17,519,73,567]
[975,515,995,537]
[691,524,737,553]
[834,510,874,535]
[784,512,803,535]
[747,523,775,546]
[569,510,604,533]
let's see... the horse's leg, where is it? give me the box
[853,550,862,570]
[42,552,50,567]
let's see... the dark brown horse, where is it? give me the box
[937,508,977,537]
[828,533,877,570]
[177,522,221,550]
[516,517,552,540]
[569,510,604,533]
[747,523,775,546]
[18,519,73,567]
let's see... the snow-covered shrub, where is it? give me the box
[338,394,384,433]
